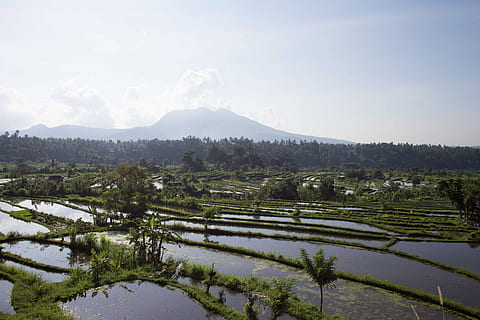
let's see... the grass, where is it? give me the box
[0,264,76,320]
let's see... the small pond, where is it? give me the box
[2,241,89,269]
[16,200,94,223]
[0,280,14,314]
[0,201,22,212]
[178,278,294,320]
[3,261,66,282]
[0,212,49,235]
[63,281,223,320]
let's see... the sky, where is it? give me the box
[1,0,479,146]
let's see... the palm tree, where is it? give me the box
[87,249,111,285]
[299,248,337,313]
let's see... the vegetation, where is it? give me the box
[0,155,479,319]
[101,164,153,218]
[2,133,480,170]
[300,248,337,313]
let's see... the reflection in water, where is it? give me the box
[0,201,22,212]
[180,233,480,310]
[16,200,94,223]
[2,241,90,269]
[0,280,14,314]
[167,244,464,320]
[391,241,480,274]
[63,281,223,320]
[3,261,66,282]
[0,212,49,235]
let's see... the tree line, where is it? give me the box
[1,131,480,169]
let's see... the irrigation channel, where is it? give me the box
[0,198,479,319]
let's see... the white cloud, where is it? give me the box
[174,68,223,97]
[2,69,232,132]
[167,68,229,110]
[117,85,155,128]
[51,80,106,110]
[49,80,114,128]
[0,86,33,131]
[117,69,231,128]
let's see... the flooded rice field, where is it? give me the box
[0,212,49,235]
[1,197,478,319]
[0,201,22,212]
[218,213,390,234]
[15,200,94,223]
[2,241,89,269]
[63,281,223,320]
[170,220,389,247]
[0,280,14,314]
[2,260,66,282]
[162,241,465,319]
[391,241,480,274]
[181,233,480,309]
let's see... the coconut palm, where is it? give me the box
[299,248,337,313]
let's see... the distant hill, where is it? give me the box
[19,108,353,144]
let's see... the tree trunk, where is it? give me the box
[320,285,323,313]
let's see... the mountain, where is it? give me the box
[23,124,125,140]
[19,108,354,144]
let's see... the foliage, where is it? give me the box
[438,178,480,220]
[265,278,296,320]
[87,248,111,284]
[258,178,299,200]
[3,134,480,169]
[182,151,206,172]
[128,214,181,265]
[101,164,153,218]
[300,248,337,313]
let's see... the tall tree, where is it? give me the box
[299,248,337,313]
[102,164,153,218]
[438,178,480,220]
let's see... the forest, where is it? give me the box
[1,132,480,170]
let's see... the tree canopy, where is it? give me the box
[2,133,480,169]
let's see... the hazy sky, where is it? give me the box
[1,1,479,145]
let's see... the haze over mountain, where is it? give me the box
[19,108,353,144]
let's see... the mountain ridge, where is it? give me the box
[18,108,354,144]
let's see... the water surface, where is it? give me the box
[2,241,89,269]
[0,201,22,212]
[392,241,480,274]
[3,261,66,282]
[16,200,93,223]
[182,233,480,309]
[0,280,14,314]
[165,242,464,319]
[64,281,223,320]
[0,212,49,235]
